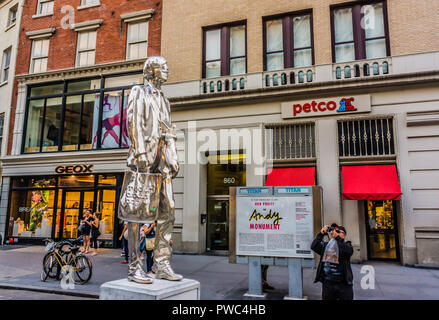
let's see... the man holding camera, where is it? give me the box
[311,223,354,300]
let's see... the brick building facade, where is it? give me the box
[1,0,163,247]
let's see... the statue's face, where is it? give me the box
[155,62,169,83]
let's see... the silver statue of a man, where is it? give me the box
[119,56,182,284]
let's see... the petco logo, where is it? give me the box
[337,98,357,113]
[281,94,371,119]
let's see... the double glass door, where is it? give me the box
[56,190,94,239]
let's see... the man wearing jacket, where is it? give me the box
[311,223,354,300]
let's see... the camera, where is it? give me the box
[327,226,334,233]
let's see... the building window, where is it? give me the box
[337,117,395,157]
[264,12,313,71]
[331,1,389,63]
[76,31,96,67]
[265,123,316,160]
[7,4,18,27]
[1,47,11,82]
[203,22,246,78]
[36,0,54,15]
[23,75,139,154]
[0,113,4,153]
[30,38,50,73]
[7,174,121,241]
[81,0,100,6]
[126,21,148,60]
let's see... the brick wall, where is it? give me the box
[8,0,162,154]
[162,0,439,83]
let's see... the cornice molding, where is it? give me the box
[16,59,146,84]
[121,9,154,23]
[73,19,103,32]
[25,27,55,40]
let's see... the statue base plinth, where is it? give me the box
[100,277,200,300]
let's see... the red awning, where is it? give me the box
[342,165,402,200]
[266,167,315,186]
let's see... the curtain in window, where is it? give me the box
[293,15,312,67]
[266,19,284,71]
[334,8,355,62]
[205,29,221,78]
[364,3,386,59]
[230,25,246,75]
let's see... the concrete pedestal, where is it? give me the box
[100,277,200,300]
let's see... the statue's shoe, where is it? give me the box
[128,263,154,284]
[156,263,183,281]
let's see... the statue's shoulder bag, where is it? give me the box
[118,169,161,223]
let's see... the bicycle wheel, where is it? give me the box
[71,255,92,285]
[41,253,60,281]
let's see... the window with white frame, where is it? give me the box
[76,30,97,67]
[81,0,100,6]
[36,0,54,15]
[7,5,18,27]
[31,38,50,73]
[1,47,12,82]
[126,21,148,60]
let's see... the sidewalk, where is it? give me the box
[1,245,439,300]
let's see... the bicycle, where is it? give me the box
[41,236,93,285]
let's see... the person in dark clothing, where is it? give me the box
[90,212,101,256]
[311,223,354,300]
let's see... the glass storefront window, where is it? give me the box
[67,79,101,92]
[59,175,95,187]
[25,75,139,154]
[121,90,131,148]
[104,74,143,88]
[41,97,62,152]
[24,99,44,153]
[81,94,98,150]
[97,189,116,240]
[12,177,56,188]
[98,174,117,186]
[30,83,63,97]
[8,175,121,244]
[63,95,82,151]
[98,91,122,149]
[9,189,56,238]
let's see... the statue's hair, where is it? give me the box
[143,56,167,80]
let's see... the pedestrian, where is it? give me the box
[119,221,129,264]
[90,212,101,256]
[311,223,354,300]
[141,222,156,274]
[79,210,93,254]
[261,265,274,291]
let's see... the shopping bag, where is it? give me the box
[118,169,161,223]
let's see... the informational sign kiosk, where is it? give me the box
[229,186,322,299]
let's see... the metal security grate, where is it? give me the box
[266,123,316,160]
[337,117,395,157]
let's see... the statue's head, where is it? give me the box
[143,56,168,84]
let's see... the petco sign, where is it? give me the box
[281,94,371,119]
